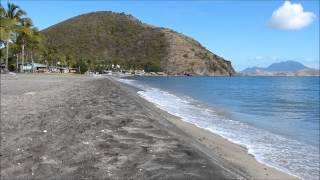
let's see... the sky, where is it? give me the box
[8,0,320,71]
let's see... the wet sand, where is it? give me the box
[0,74,297,179]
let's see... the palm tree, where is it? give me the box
[0,3,32,72]
[18,17,33,72]
[27,27,42,72]
[0,4,14,72]
[9,42,20,72]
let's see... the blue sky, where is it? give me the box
[9,0,319,71]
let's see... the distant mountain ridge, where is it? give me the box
[240,61,319,76]
[241,61,308,73]
[266,61,307,72]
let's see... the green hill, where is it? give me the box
[41,11,235,75]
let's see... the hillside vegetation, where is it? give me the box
[41,11,235,75]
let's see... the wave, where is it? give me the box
[117,78,320,180]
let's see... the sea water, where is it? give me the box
[118,76,320,180]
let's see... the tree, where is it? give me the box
[0,4,17,72]
[66,55,76,68]
[26,27,42,72]
[75,58,88,74]
[0,3,32,72]
[10,42,20,72]
[17,17,33,72]
[143,60,161,72]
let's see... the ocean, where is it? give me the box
[118,76,320,180]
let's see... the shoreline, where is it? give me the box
[110,76,299,180]
[164,115,300,180]
[1,74,298,179]
[1,74,239,179]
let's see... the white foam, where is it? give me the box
[118,78,320,180]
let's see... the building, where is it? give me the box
[20,63,48,72]
[69,68,79,73]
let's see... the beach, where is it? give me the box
[0,74,297,179]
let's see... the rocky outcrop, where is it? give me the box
[160,28,235,76]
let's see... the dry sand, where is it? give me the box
[0,74,297,179]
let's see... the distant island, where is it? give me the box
[239,60,319,76]
[41,11,235,76]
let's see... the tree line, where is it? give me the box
[0,3,87,73]
[1,3,39,72]
[1,3,167,74]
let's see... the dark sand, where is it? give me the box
[0,74,296,179]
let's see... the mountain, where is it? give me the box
[241,61,307,73]
[266,61,307,72]
[41,11,235,76]
[241,66,264,73]
[240,61,319,76]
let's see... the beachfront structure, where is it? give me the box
[69,68,78,73]
[49,66,68,73]
[20,63,48,72]
[49,64,74,73]
[19,63,78,73]
[111,64,121,70]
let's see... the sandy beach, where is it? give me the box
[0,74,297,179]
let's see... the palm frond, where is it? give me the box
[0,27,9,41]
[7,3,26,19]
[16,25,33,36]
[19,17,33,27]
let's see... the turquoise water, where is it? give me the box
[119,76,320,180]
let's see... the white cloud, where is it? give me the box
[269,1,316,30]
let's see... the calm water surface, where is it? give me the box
[119,76,320,180]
